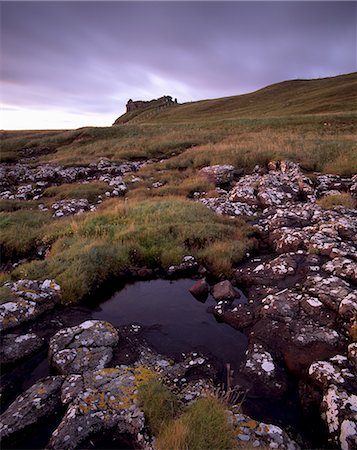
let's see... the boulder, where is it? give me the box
[211,280,237,301]
[47,367,152,450]
[199,164,235,186]
[49,320,119,375]
[189,279,209,300]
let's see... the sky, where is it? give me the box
[1,1,356,130]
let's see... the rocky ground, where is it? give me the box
[0,158,356,449]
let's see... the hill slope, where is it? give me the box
[113,72,357,124]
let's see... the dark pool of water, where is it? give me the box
[92,278,248,377]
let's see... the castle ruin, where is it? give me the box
[126,96,177,113]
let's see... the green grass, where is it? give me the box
[138,380,179,435]
[0,210,52,261]
[42,181,109,203]
[317,193,356,209]
[157,397,234,450]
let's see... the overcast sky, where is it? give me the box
[1,1,356,129]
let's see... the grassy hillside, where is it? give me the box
[113,72,357,124]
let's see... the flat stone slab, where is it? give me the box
[49,320,119,375]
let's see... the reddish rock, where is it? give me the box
[189,279,209,300]
[211,280,237,301]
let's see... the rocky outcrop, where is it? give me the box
[49,320,119,375]
[0,159,140,212]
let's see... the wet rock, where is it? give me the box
[0,333,44,365]
[47,367,151,450]
[213,302,255,330]
[0,279,60,331]
[239,342,288,397]
[231,412,300,449]
[0,376,64,442]
[199,164,235,186]
[189,279,209,300]
[49,320,119,375]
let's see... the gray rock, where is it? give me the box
[49,320,119,375]
[0,376,64,442]
[0,333,43,364]
[47,367,151,450]
[231,412,300,449]
[0,279,60,331]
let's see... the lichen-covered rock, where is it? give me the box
[200,196,258,216]
[308,352,357,450]
[51,198,95,218]
[231,412,300,449]
[305,275,352,311]
[199,164,235,186]
[211,280,237,301]
[47,367,152,450]
[49,320,119,375]
[0,333,43,364]
[0,279,60,331]
[321,385,357,450]
[323,258,357,283]
[239,342,288,397]
[0,376,64,443]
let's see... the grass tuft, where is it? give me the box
[138,380,179,436]
[317,193,356,210]
[157,396,234,450]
